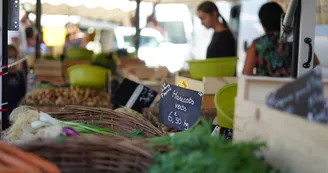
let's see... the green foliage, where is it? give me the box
[148,120,277,173]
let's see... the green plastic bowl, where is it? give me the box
[188,57,237,80]
[68,65,108,89]
[214,83,237,129]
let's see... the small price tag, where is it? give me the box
[267,68,326,122]
[112,78,158,112]
[177,80,188,88]
[159,83,202,131]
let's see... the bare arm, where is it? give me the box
[314,53,320,67]
[243,42,257,76]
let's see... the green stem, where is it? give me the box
[60,121,111,135]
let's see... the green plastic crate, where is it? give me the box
[214,83,237,129]
[68,65,108,89]
[188,57,237,80]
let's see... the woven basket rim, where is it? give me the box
[18,135,159,173]
[50,105,166,137]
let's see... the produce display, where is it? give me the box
[19,135,154,173]
[34,81,70,89]
[52,105,166,137]
[24,86,110,106]
[0,141,60,173]
[1,55,303,173]
[2,106,143,144]
[10,119,278,173]
[148,121,278,173]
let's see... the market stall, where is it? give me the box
[1,0,328,173]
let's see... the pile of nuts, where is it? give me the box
[24,86,110,107]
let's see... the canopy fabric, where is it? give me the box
[21,0,136,11]
[21,0,135,24]
[20,0,241,25]
[141,0,237,4]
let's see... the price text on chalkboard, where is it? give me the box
[267,68,326,122]
[159,83,203,131]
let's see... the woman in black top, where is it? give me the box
[197,1,236,58]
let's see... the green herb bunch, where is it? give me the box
[147,120,278,173]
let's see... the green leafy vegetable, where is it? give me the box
[61,121,111,135]
[148,120,278,173]
[61,121,143,137]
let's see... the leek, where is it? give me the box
[38,112,143,137]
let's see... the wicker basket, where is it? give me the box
[142,108,217,133]
[19,135,155,173]
[50,105,166,138]
[142,108,178,133]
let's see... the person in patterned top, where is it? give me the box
[243,2,319,77]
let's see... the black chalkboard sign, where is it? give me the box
[267,68,326,122]
[159,83,203,131]
[112,79,157,112]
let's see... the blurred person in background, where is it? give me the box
[24,27,36,56]
[6,45,27,129]
[63,24,87,57]
[197,1,236,58]
[146,15,166,40]
[65,23,87,48]
[63,33,73,55]
[23,27,36,73]
[24,27,47,55]
[243,2,319,77]
[23,27,47,69]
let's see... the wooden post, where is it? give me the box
[35,0,42,60]
[135,0,141,58]
[1,0,9,130]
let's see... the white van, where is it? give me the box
[114,26,164,66]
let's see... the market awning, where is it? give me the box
[140,0,238,4]
[21,0,136,24]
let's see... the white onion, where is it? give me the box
[39,112,59,125]
[31,120,48,129]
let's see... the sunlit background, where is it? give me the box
[20,0,328,74]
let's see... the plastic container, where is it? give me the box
[68,65,108,89]
[188,57,237,80]
[214,83,237,129]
